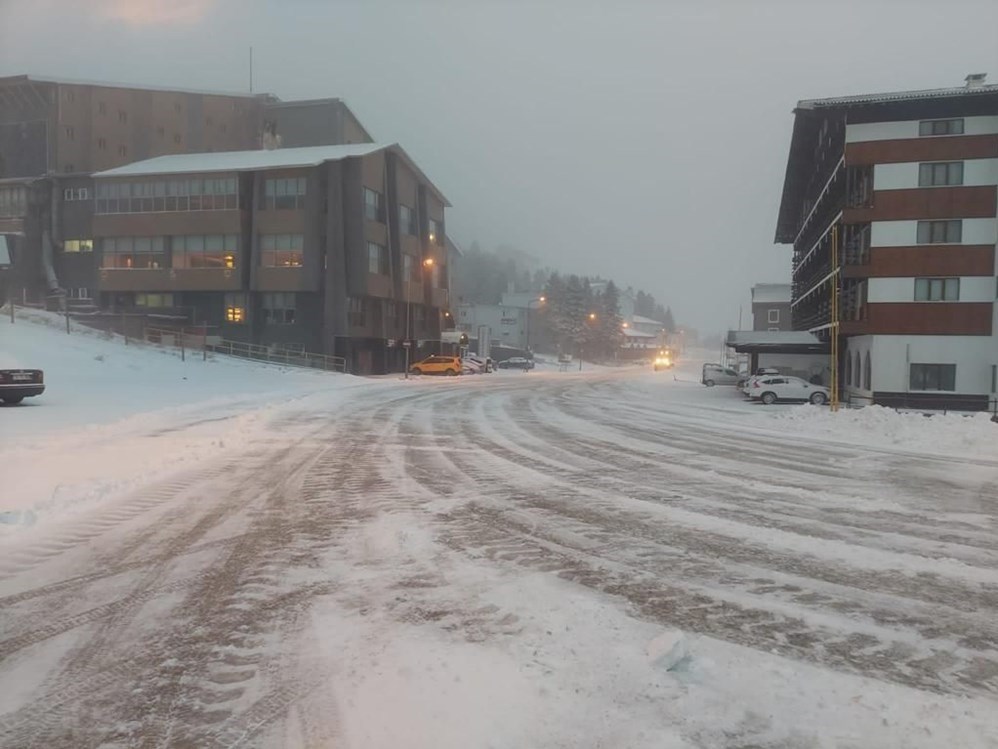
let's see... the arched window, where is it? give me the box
[854,351,862,388]
[863,351,872,391]
[845,352,852,386]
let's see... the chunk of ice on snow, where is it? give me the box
[646,630,688,672]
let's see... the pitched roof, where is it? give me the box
[94,143,450,206]
[796,80,998,110]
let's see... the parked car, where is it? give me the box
[497,357,534,370]
[701,363,739,387]
[410,355,462,376]
[462,355,493,374]
[747,375,829,405]
[737,367,781,391]
[0,368,45,404]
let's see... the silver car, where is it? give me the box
[701,364,740,387]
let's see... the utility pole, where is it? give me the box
[830,224,841,412]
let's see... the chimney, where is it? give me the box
[965,73,987,89]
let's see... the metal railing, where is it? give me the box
[207,338,347,373]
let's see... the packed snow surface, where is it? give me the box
[2,313,997,748]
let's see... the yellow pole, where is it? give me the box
[830,224,840,412]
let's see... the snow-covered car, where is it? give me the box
[462,355,493,374]
[747,375,829,405]
[497,357,534,370]
[701,364,739,386]
[0,368,45,404]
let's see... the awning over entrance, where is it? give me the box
[725,330,829,354]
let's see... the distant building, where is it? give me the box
[0,75,373,308]
[456,301,529,349]
[776,74,998,410]
[91,142,450,374]
[751,283,792,331]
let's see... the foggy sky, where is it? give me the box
[2,0,997,334]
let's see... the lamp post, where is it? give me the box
[404,256,435,379]
[524,295,545,353]
[580,312,596,370]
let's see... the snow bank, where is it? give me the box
[777,404,998,458]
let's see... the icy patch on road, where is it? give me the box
[777,405,998,458]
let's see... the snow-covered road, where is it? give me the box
[2,356,998,747]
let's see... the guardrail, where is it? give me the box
[207,338,347,373]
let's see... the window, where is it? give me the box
[367,241,388,275]
[914,277,960,301]
[100,236,167,269]
[96,178,237,214]
[118,145,128,157]
[767,308,780,324]
[919,119,964,136]
[364,188,383,221]
[429,218,442,243]
[399,204,416,235]
[98,102,106,115]
[63,239,94,253]
[76,187,89,200]
[845,352,853,387]
[917,220,962,244]
[909,363,956,391]
[863,352,871,391]
[264,177,306,210]
[260,234,304,267]
[63,188,75,201]
[991,364,997,394]
[225,293,246,323]
[403,254,414,282]
[118,110,128,123]
[135,293,174,308]
[262,292,296,324]
[853,352,861,388]
[347,296,367,327]
[67,288,91,300]
[0,186,27,217]
[64,164,75,173]
[918,162,963,187]
[65,126,75,140]
[171,234,238,269]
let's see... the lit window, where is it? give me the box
[63,238,94,253]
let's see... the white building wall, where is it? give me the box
[870,218,998,246]
[846,115,998,143]
[456,303,527,348]
[867,335,998,395]
[867,276,996,303]
[874,158,998,190]
[843,335,874,401]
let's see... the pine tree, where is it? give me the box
[597,280,625,359]
[662,306,676,333]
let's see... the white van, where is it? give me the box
[701,363,740,387]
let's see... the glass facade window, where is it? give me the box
[171,234,238,269]
[260,234,304,267]
[916,220,962,244]
[264,177,306,210]
[367,241,388,275]
[100,236,168,269]
[347,296,367,327]
[918,162,963,187]
[225,292,246,323]
[919,119,964,136]
[63,239,94,253]
[364,188,383,222]
[262,292,296,324]
[96,177,238,214]
[0,186,27,217]
[135,293,175,308]
[909,363,956,391]
[914,277,960,301]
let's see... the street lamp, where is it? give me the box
[580,312,597,370]
[404,257,437,379]
[525,295,545,353]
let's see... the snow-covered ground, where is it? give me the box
[2,314,998,748]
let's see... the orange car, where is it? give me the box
[410,355,462,376]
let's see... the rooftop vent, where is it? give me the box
[965,73,987,89]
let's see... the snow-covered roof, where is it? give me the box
[796,79,998,110]
[630,314,664,326]
[94,143,451,206]
[0,73,267,99]
[623,328,657,338]
[726,330,827,353]
[751,284,791,304]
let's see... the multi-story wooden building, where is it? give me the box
[776,74,998,410]
[92,143,451,374]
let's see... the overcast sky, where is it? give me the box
[2,0,997,333]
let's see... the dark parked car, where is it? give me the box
[497,357,534,370]
[0,369,45,404]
